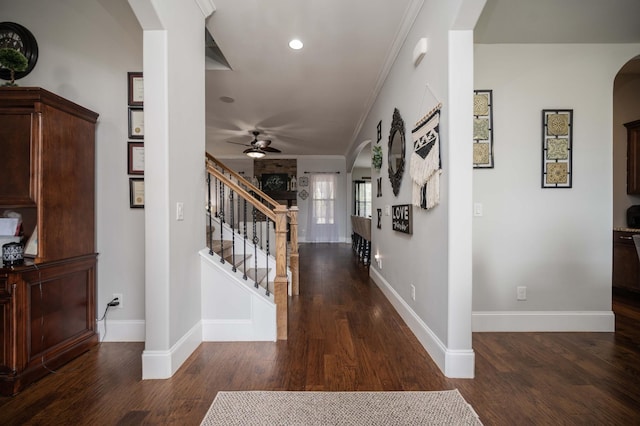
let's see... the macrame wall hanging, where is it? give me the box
[410,102,442,210]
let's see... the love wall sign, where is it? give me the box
[391,204,412,234]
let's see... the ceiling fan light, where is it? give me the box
[245,148,265,159]
[289,39,303,50]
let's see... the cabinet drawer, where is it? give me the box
[613,231,638,245]
[613,230,640,291]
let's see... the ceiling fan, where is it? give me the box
[227,130,282,158]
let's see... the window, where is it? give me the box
[353,180,371,217]
[307,173,339,242]
[311,175,336,224]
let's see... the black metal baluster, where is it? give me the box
[252,207,259,289]
[207,172,213,255]
[230,189,236,272]
[243,198,248,280]
[265,217,271,296]
[219,179,225,264]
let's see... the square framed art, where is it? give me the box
[542,109,573,188]
[473,89,494,168]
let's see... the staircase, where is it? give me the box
[201,154,299,341]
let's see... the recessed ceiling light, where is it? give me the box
[219,96,235,103]
[289,39,303,50]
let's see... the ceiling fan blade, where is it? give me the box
[226,140,251,146]
[261,146,281,153]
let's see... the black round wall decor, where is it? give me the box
[0,22,39,81]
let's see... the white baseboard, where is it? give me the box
[369,268,475,379]
[98,319,145,342]
[202,318,276,341]
[142,321,202,379]
[472,311,615,332]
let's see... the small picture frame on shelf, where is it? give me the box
[129,177,145,208]
[24,225,38,257]
[128,72,144,106]
[128,107,144,139]
[128,142,144,175]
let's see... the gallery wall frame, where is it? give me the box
[128,71,143,106]
[128,107,144,139]
[127,141,144,175]
[129,177,145,208]
[541,109,573,188]
[473,89,494,168]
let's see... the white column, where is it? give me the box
[128,0,215,379]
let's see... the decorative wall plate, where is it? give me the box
[298,176,309,187]
[298,189,309,200]
[0,22,39,81]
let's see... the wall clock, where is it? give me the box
[0,22,39,81]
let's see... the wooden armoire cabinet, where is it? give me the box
[0,87,98,396]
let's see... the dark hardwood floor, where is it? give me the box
[1,243,640,425]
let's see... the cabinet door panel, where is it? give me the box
[626,121,640,194]
[0,113,35,204]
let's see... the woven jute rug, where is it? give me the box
[200,390,482,425]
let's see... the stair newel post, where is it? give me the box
[289,207,299,296]
[230,189,236,272]
[242,198,248,280]
[207,172,214,256]
[274,205,289,340]
[219,179,225,264]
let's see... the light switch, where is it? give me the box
[473,203,483,217]
[385,205,391,216]
[176,202,184,221]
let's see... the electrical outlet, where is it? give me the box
[112,293,123,309]
[410,284,416,301]
[516,286,527,301]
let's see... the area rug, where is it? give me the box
[200,389,482,425]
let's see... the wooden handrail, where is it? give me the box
[206,163,276,222]
[205,153,281,209]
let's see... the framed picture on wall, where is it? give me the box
[127,142,144,175]
[261,173,289,191]
[128,72,144,106]
[541,109,573,188]
[128,107,144,139]
[473,89,494,168]
[129,177,145,208]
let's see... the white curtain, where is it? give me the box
[306,173,339,242]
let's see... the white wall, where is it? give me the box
[613,70,640,227]
[352,167,372,181]
[349,0,480,377]
[2,0,146,339]
[473,44,640,330]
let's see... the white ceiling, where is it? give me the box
[205,0,417,158]
[205,0,640,161]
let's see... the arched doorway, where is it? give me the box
[612,55,640,298]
